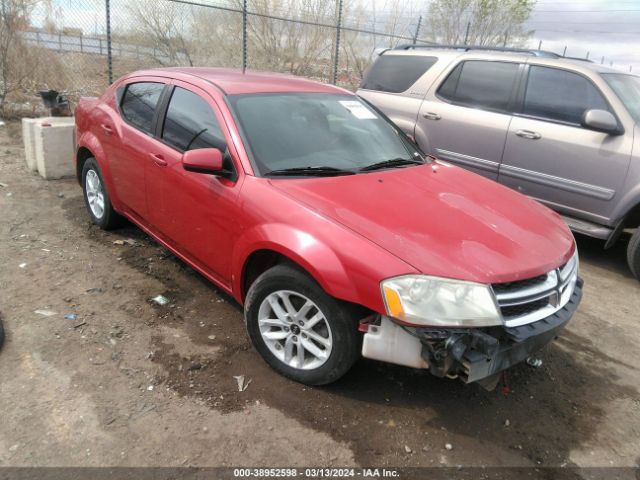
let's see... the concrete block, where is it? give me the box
[33,117,76,180]
[21,118,40,172]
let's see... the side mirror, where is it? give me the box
[581,109,622,135]
[182,148,224,174]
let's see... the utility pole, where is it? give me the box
[413,15,422,44]
[464,22,470,45]
[562,45,567,57]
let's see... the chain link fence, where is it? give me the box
[1,0,432,117]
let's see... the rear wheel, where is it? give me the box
[81,158,121,230]
[244,264,360,385]
[627,227,640,280]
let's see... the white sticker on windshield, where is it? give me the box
[339,100,377,120]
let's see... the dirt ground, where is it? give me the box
[0,121,639,474]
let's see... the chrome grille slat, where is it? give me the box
[492,251,579,327]
[494,271,557,304]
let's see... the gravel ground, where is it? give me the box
[0,121,639,475]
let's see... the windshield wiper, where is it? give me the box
[265,166,356,177]
[359,157,424,172]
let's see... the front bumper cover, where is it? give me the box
[416,277,583,385]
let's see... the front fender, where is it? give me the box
[231,223,357,304]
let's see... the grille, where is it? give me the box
[492,274,548,294]
[491,252,579,327]
[499,297,550,318]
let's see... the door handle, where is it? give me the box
[422,112,441,120]
[515,129,541,140]
[100,124,113,135]
[150,153,168,167]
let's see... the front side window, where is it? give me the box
[437,60,519,112]
[602,72,640,125]
[360,55,438,93]
[228,93,422,176]
[523,66,610,125]
[120,82,164,134]
[162,87,225,152]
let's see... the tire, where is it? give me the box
[244,264,360,385]
[81,158,121,230]
[627,227,640,280]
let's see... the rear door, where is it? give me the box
[145,80,243,285]
[109,79,167,219]
[417,59,522,180]
[499,65,632,223]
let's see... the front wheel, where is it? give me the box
[627,227,640,280]
[244,264,360,385]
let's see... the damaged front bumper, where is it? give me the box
[361,277,583,388]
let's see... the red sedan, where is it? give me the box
[75,68,582,388]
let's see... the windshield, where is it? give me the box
[602,73,640,124]
[227,93,423,176]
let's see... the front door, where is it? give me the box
[145,81,242,286]
[499,65,632,223]
[417,60,522,180]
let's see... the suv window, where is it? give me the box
[523,66,610,125]
[361,55,437,93]
[438,60,519,112]
[120,82,164,134]
[162,87,225,152]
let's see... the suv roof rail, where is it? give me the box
[562,56,594,63]
[393,44,561,58]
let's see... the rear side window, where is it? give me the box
[162,87,225,152]
[120,82,164,134]
[523,66,610,125]
[360,55,437,93]
[438,61,519,112]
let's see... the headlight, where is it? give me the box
[381,275,502,327]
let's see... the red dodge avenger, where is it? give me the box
[75,68,582,388]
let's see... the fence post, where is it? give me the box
[242,0,248,73]
[332,0,343,85]
[58,32,62,50]
[413,15,422,44]
[105,0,113,84]
[80,33,83,53]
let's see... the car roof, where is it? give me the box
[127,67,352,96]
[381,47,633,76]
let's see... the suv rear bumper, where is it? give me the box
[361,278,583,387]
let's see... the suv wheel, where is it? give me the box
[81,158,121,230]
[627,228,640,280]
[244,264,360,385]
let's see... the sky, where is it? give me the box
[523,0,640,72]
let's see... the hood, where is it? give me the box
[270,162,575,284]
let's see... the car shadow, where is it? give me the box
[574,232,634,280]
